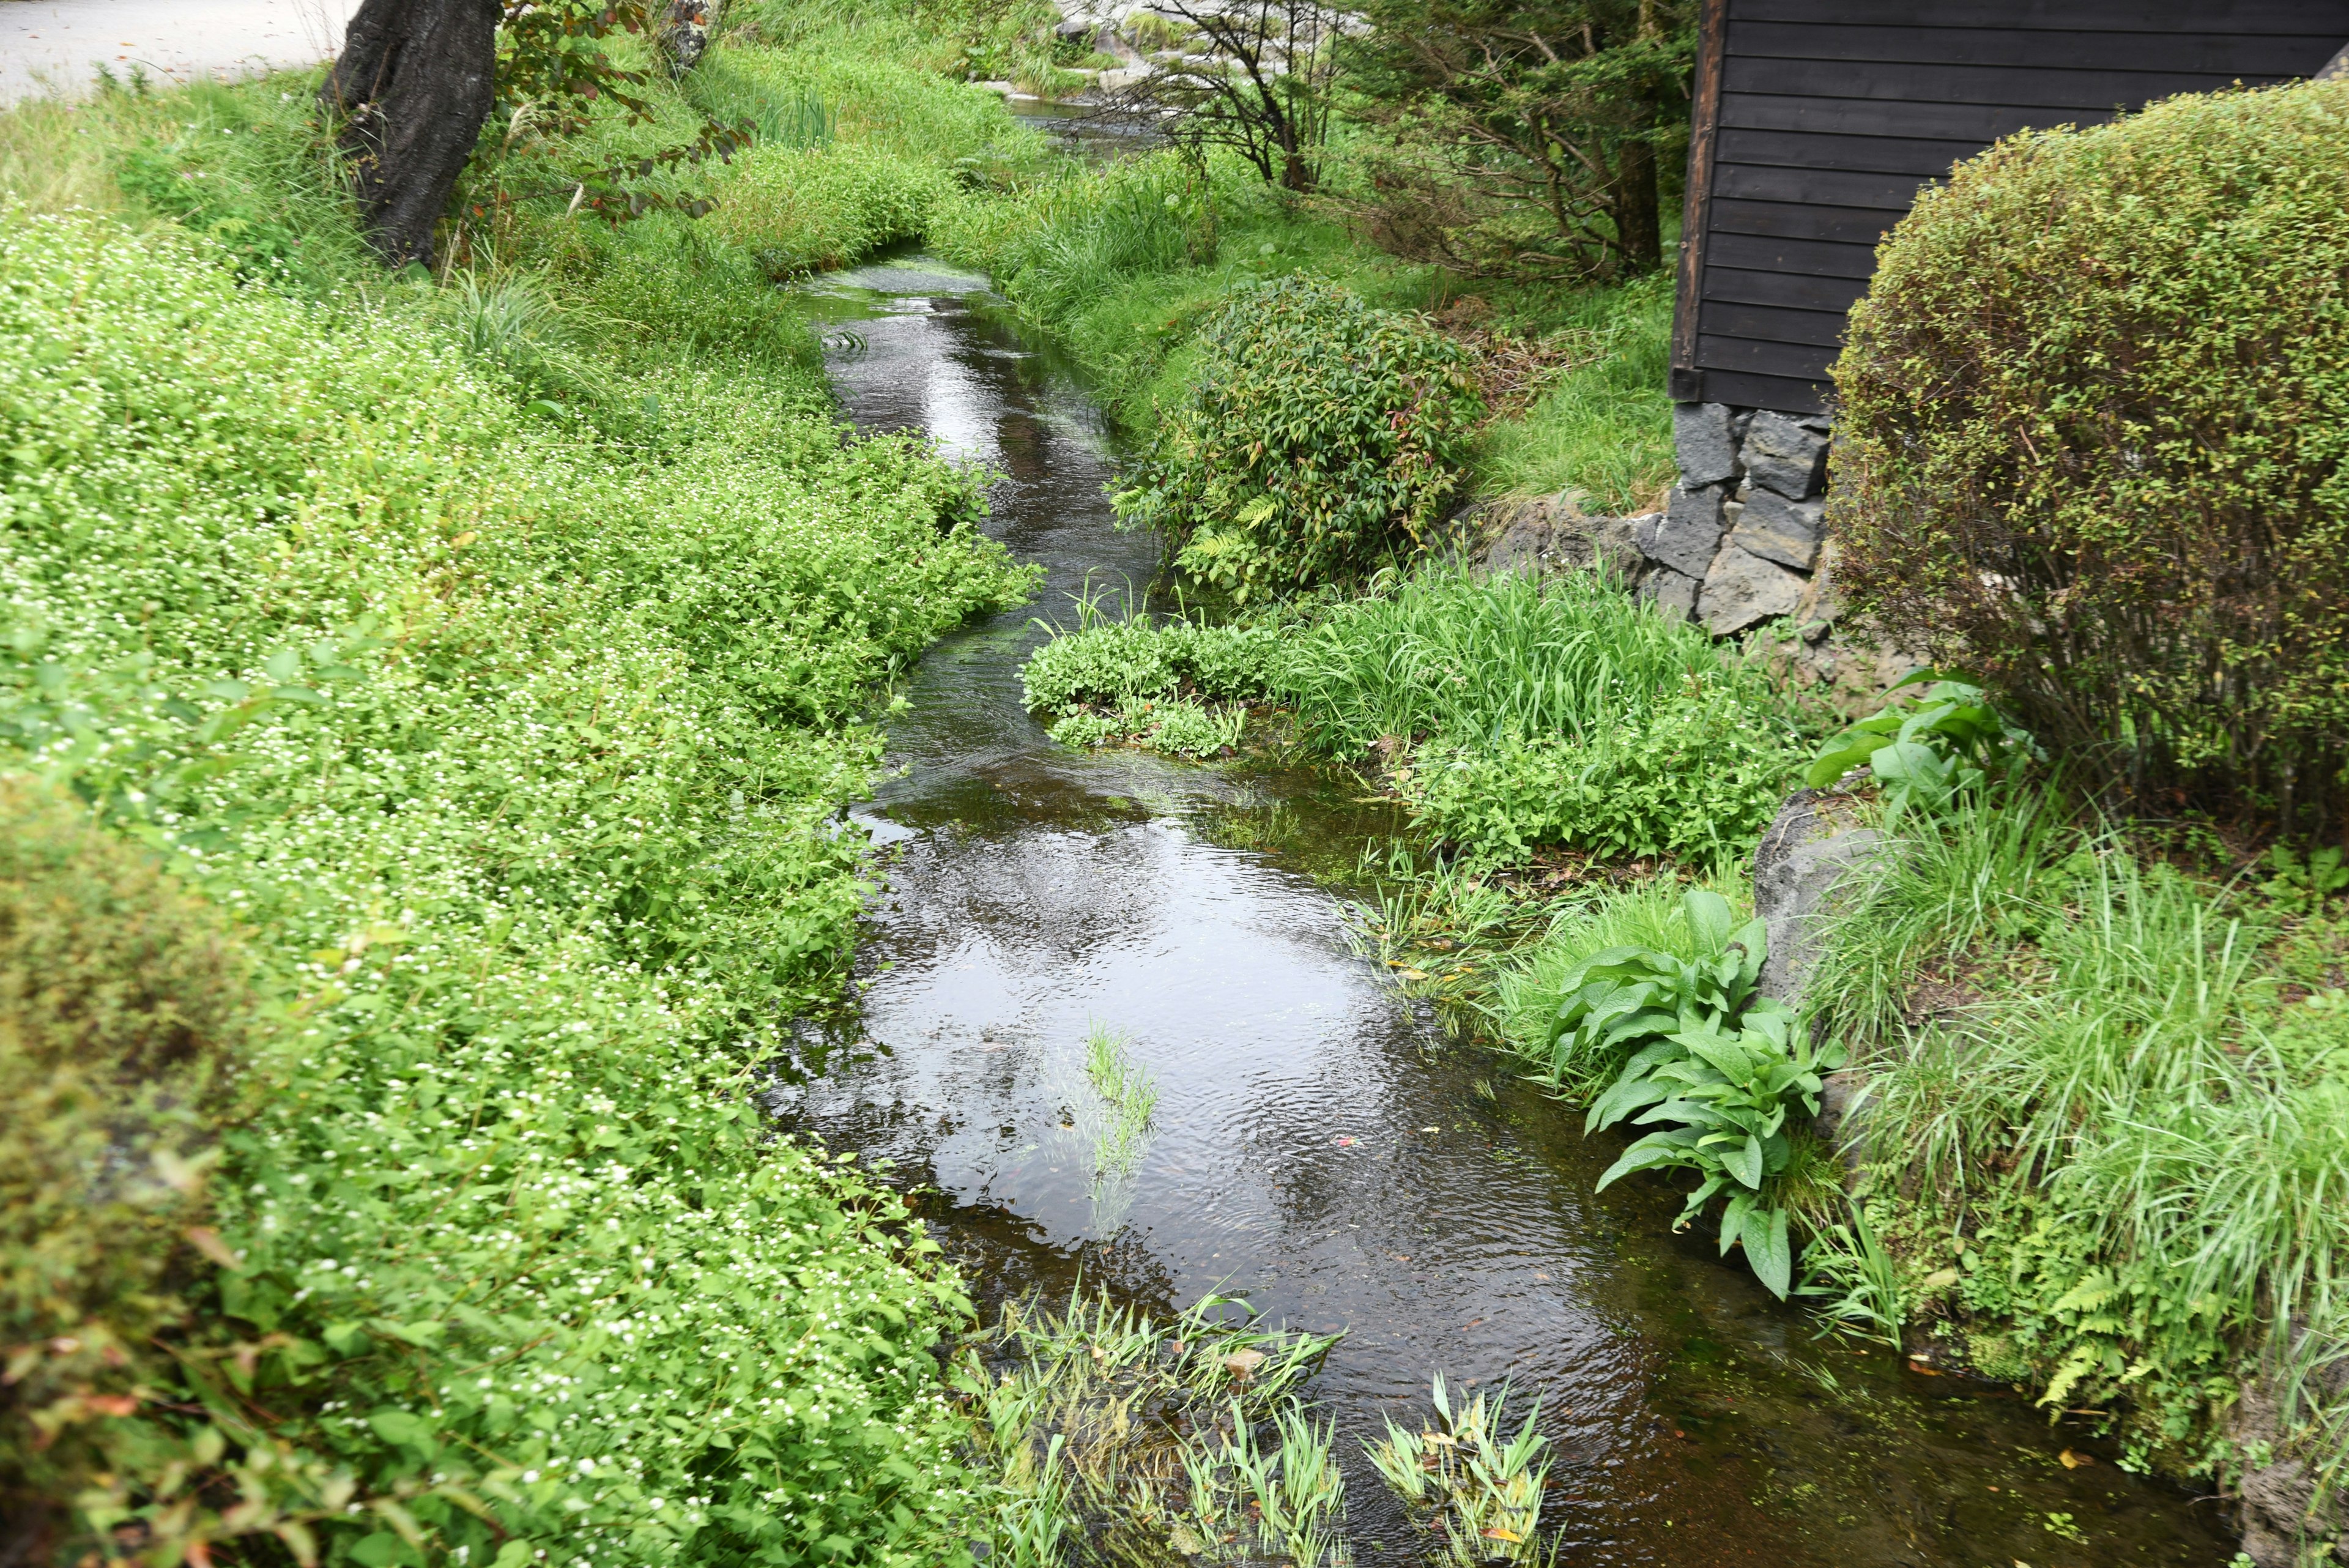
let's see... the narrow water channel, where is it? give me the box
[779,258,2238,1567]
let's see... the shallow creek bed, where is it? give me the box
[769,257,2243,1567]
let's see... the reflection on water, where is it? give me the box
[777,259,2240,1566]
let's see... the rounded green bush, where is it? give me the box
[1115,277,1483,600]
[1831,81,2349,822]
[0,775,253,1540]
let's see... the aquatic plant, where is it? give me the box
[1364,1373,1551,1565]
[965,1290,1349,1566]
[1082,1022,1160,1186]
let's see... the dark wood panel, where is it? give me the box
[1726,0,2349,35]
[1699,299,1849,347]
[1724,54,2259,106]
[1710,196,1906,247]
[1690,366,1832,415]
[1698,332,1840,381]
[1719,125,1986,176]
[1708,230,1881,279]
[1717,160,1939,210]
[1720,91,2118,141]
[1727,20,2342,73]
[1701,264,1872,314]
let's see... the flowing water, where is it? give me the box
[777,258,2240,1567]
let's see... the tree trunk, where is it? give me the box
[1611,136,1661,275]
[656,0,722,75]
[318,0,500,268]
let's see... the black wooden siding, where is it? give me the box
[1670,0,2349,413]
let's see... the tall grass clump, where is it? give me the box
[0,56,1036,1563]
[1286,568,1809,861]
[1805,801,2349,1491]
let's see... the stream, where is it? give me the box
[776,258,2240,1567]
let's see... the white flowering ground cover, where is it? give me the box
[0,92,1035,1563]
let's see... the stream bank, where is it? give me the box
[780,256,2243,1567]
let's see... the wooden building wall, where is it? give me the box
[1670,0,2349,414]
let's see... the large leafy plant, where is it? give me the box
[1804,670,2038,820]
[1538,890,1842,1298]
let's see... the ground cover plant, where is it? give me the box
[1285,568,1811,863]
[1798,798,2349,1497]
[0,48,1040,1566]
[1833,78,2349,831]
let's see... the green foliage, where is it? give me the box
[0,779,258,1536]
[1364,1375,1549,1565]
[1831,80,2349,824]
[1284,567,1806,862]
[1114,277,1484,597]
[1807,798,2349,1485]
[963,1291,1349,1567]
[1337,0,1693,278]
[1019,608,1283,756]
[1804,670,2040,822]
[1518,890,1835,1298]
[707,140,946,277]
[1,92,1030,1559]
[1469,270,1674,513]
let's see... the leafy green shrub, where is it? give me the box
[1284,568,1806,861]
[1,179,1025,1562]
[0,777,254,1537]
[1803,671,2039,823]
[1831,80,2349,825]
[1114,278,1483,598]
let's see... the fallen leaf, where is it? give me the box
[85,1394,139,1416]
[185,1227,244,1273]
[1398,968,1430,981]
[1222,1349,1266,1377]
[1419,1126,1440,1134]
[2058,1449,2093,1469]
[1922,1268,1961,1288]
[1333,1135,1357,1147]
[1481,1527,1522,1543]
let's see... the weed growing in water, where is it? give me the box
[1082,1022,1159,1185]
[962,1290,1349,1566]
[1365,1374,1553,1565]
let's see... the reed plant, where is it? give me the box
[1365,1375,1552,1566]
[1806,797,2349,1487]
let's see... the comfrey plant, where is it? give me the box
[1535,890,1841,1298]
[1805,669,2040,821]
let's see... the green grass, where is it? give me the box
[1472,270,1676,514]
[1803,795,2349,1488]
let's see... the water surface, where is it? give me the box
[778,258,2239,1567]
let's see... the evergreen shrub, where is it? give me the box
[1114,278,1483,599]
[1832,81,2349,825]
[0,778,254,1534]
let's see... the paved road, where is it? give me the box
[1,0,358,104]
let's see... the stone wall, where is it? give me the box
[1455,399,1917,706]
[1651,403,1834,639]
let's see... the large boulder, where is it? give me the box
[1752,787,1881,1008]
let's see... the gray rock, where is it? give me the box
[1639,567,1701,622]
[1743,409,1831,500]
[1673,401,1740,488]
[1752,789,1882,1008]
[1698,544,1804,635]
[1729,485,1825,571]
[1798,411,1835,434]
[655,0,722,72]
[1646,485,1727,578]
[1470,494,1647,583]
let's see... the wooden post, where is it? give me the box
[1669,0,1728,404]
